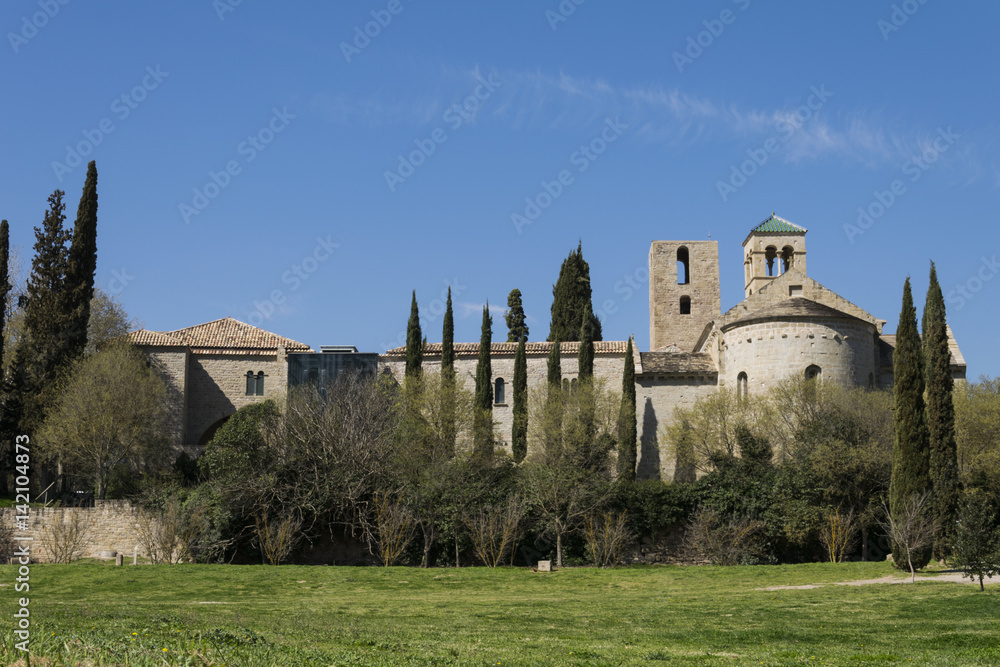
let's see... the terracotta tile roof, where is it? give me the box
[639,352,717,375]
[383,340,634,358]
[723,297,866,330]
[129,317,313,354]
[127,330,185,347]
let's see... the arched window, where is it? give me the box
[246,371,255,396]
[563,378,570,392]
[677,246,690,285]
[570,378,578,394]
[805,365,821,381]
[494,378,505,404]
[781,246,794,273]
[255,371,265,396]
[765,246,778,276]
[680,296,691,315]
[737,372,748,399]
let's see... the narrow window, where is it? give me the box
[805,365,821,381]
[765,246,778,277]
[868,372,875,390]
[677,246,690,285]
[245,371,255,396]
[570,378,578,394]
[737,372,748,400]
[563,378,570,392]
[494,378,505,404]
[680,296,691,315]
[255,371,265,396]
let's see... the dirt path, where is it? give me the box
[758,571,999,591]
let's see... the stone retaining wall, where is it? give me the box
[2,501,147,563]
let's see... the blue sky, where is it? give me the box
[2,1,998,378]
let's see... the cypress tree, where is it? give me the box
[405,291,422,379]
[441,287,456,454]
[548,242,602,342]
[617,336,637,481]
[512,335,528,463]
[0,220,9,371]
[473,304,493,457]
[924,262,959,560]
[545,337,562,456]
[890,277,932,569]
[20,190,72,433]
[505,288,529,342]
[578,304,595,381]
[65,161,98,360]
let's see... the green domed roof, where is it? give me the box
[751,213,807,234]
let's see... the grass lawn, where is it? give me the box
[1,560,997,665]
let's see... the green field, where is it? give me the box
[1,561,997,666]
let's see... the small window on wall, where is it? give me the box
[245,371,255,396]
[805,365,821,381]
[494,378,505,404]
[868,372,875,389]
[680,296,691,315]
[737,372,748,399]
[255,371,265,396]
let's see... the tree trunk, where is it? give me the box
[862,530,869,561]
[908,553,915,583]
[980,575,985,592]
[454,532,460,568]
[557,532,563,569]
[421,523,435,568]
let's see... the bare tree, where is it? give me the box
[374,492,417,566]
[878,493,935,582]
[584,511,634,568]
[465,495,524,568]
[684,508,769,566]
[46,510,89,563]
[819,508,859,563]
[255,513,302,566]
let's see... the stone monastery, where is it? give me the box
[130,214,967,481]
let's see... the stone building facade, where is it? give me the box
[131,214,967,481]
[129,317,313,450]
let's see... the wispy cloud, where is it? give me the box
[310,66,991,173]
[455,301,507,321]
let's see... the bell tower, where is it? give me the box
[649,240,720,352]
[742,213,807,299]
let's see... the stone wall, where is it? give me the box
[381,350,633,459]
[719,318,878,392]
[649,241,720,352]
[146,347,189,449]
[186,354,287,447]
[635,375,719,481]
[1,501,148,563]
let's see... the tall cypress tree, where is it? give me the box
[924,262,959,560]
[544,337,562,456]
[505,288,529,342]
[617,336,637,481]
[578,304,595,381]
[0,220,10,371]
[65,161,98,360]
[441,287,456,455]
[548,242,602,342]
[405,291,422,379]
[473,304,493,457]
[512,335,528,463]
[890,277,932,570]
[547,337,561,389]
[20,190,73,433]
